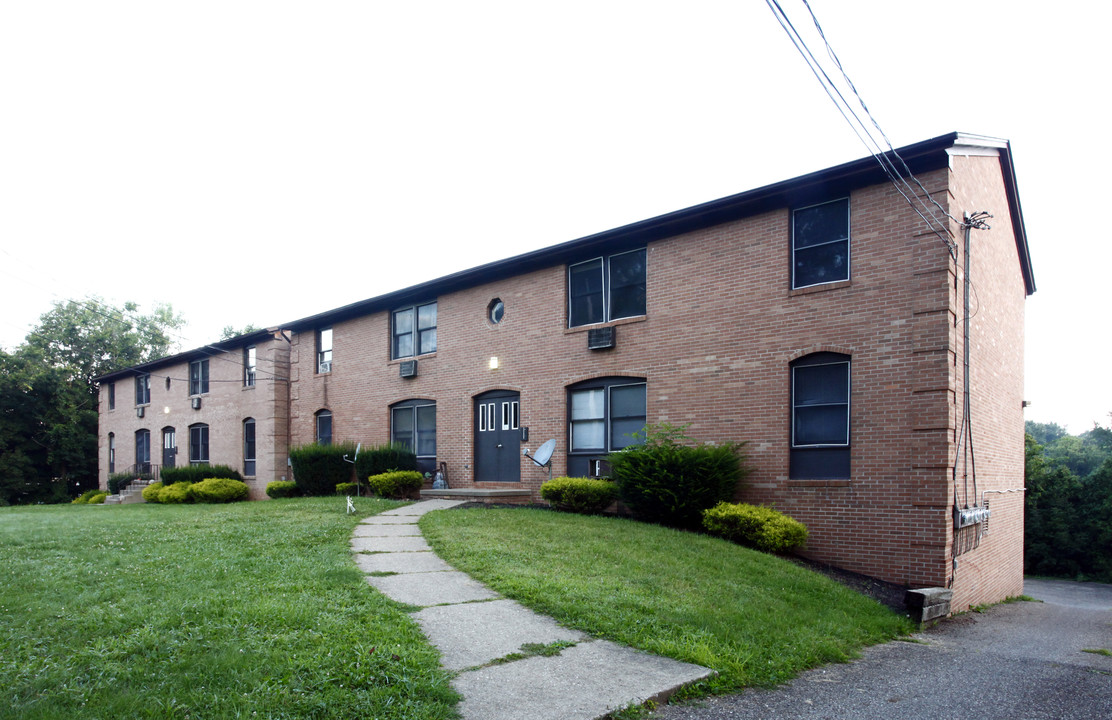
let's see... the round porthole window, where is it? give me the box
[487,298,505,325]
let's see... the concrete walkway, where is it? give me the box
[351,500,714,720]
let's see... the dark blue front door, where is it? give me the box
[474,390,520,482]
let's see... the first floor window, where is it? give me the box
[391,400,436,459]
[243,418,256,476]
[135,429,150,472]
[793,198,849,289]
[189,423,210,465]
[567,378,646,478]
[189,359,209,395]
[317,328,333,373]
[135,374,150,405]
[316,410,332,446]
[108,433,116,474]
[568,248,646,327]
[244,346,257,387]
[392,302,437,358]
[790,352,850,479]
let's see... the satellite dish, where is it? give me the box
[530,439,556,468]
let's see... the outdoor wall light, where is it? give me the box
[489,356,499,370]
[163,406,171,414]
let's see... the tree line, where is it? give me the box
[1024,419,1112,582]
[0,299,184,504]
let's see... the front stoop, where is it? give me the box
[905,587,953,627]
[420,487,532,503]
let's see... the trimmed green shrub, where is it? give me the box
[265,480,300,499]
[162,465,243,485]
[88,492,108,505]
[289,443,357,496]
[72,489,105,504]
[366,470,424,499]
[336,482,359,496]
[702,501,809,553]
[141,482,164,503]
[354,443,418,479]
[189,478,249,503]
[540,477,618,514]
[608,423,749,530]
[160,481,193,504]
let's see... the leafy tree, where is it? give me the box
[220,324,261,341]
[1024,421,1068,447]
[1023,434,1085,578]
[0,299,184,504]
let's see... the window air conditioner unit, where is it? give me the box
[587,326,616,350]
[191,397,202,410]
[399,360,418,378]
[136,406,145,418]
[589,458,612,478]
[318,361,331,373]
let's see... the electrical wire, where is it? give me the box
[763,0,958,257]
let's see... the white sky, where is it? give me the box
[0,1,1107,433]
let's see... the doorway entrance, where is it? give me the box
[474,390,521,482]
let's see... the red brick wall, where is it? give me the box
[98,334,290,499]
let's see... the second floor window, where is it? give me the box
[244,346,257,387]
[793,198,849,289]
[107,382,115,410]
[189,359,209,395]
[135,374,150,406]
[568,248,646,327]
[393,302,437,359]
[317,328,332,373]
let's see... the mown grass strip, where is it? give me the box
[0,498,458,720]
[421,506,912,695]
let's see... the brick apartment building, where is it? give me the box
[97,132,1034,610]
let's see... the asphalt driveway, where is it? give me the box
[652,578,1112,720]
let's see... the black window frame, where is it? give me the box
[189,423,210,465]
[790,352,851,480]
[243,418,256,477]
[189,359,209,396]
[244,346,257,387]
[107,382,115,410]
[567,377,647,478]
[135,374,150,406]
[315,409,332,446]
[567,248,646,328]
[392,301,437,359]
[317,328,333,374]
[792,198,850,289]
[390,399,437,461]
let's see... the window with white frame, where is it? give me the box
[108,433,115,474]
[392,302,437,359]
[792,198,850,289]
[315,409,332,446]
[244,346,257,387]
[790,352,850,479]
[189,359,209,395]
[568,248,646,328]
[243,418,256,476]
[317,328,332,373]
[135,374,150,406]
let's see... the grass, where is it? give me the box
[0,498,458,720]
[1082,648,1112,657]
[420,506,913,695]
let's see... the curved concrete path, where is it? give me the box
[351,500,714,720]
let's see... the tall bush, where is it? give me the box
[608,423,748,530]
[289,443,357,497]
[354,443,418,479]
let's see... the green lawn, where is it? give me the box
[0,498,458,720]
[421,506,913,694]
[1,500,912,719]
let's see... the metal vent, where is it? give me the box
[587,326,616,350]
[399,360,418,378]
[136,406,145,418]
[318,361,332,374]
[589,458,612,478]
[191,397,202,410]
